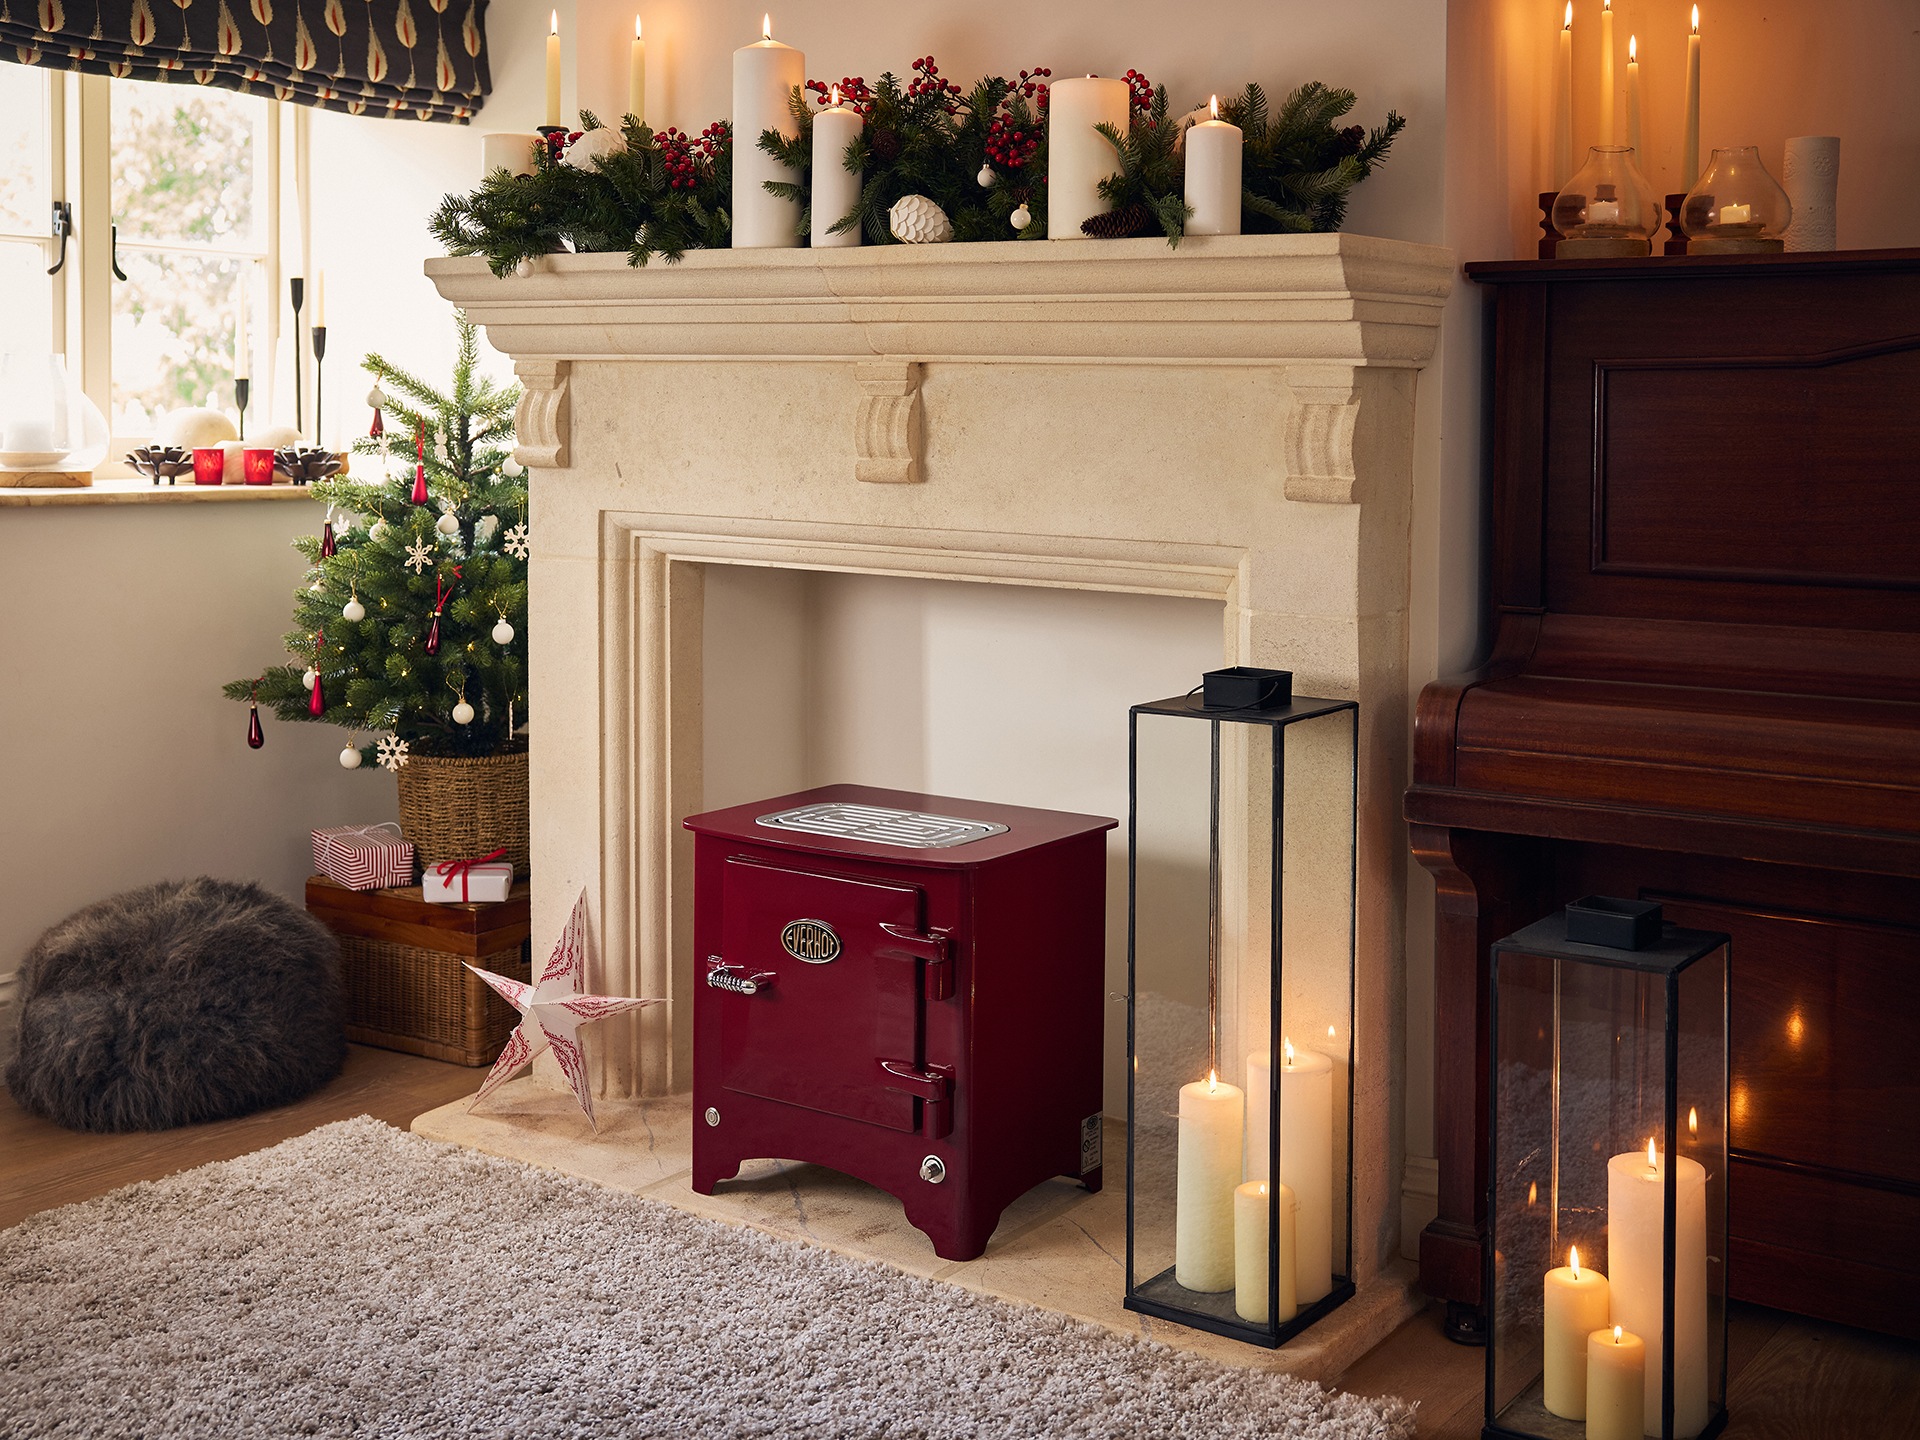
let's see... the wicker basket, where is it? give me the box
[396,749,531,877]
[337,933,531,1066]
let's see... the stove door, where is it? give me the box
[716,857,927,1133]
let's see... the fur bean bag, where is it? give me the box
[6,878,347,1132]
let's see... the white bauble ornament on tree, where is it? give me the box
[435,511,460,535]
[302,666,317,690]
[493,616,516,645]
[339,744,364,769]
[976,164,995,187]
[1010,202,1033,232]
[342,593,366,622]
[888,195,953,244]
[369,520,387,541]
[452,700,476,725]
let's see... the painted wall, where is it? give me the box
[0,501,400,1055]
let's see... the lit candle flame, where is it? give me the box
[1689,1106,1699,1137]
[1629,33,1638,62]
[1328,1024,1336,1039]
[1283,1038,1295,1066]
[1613,1324,1624,1344]
[1209,94,1219,119]
[1564,1,1572,29]
[1692,4,1700,35]
[831,84,841,106]
[1647,1136,1659,1169]
[1602,0,1610,11]
[762,12,771,40]
[1528,1180,1538,1206]
[634,15,641,38]
[1207,1068,1218,1093]
[549,9,556,35]
[1570,1245,1582,1277]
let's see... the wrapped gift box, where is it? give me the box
[312,822,416,891]
[423,858,515,905]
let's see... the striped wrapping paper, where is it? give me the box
[312,822,417,891]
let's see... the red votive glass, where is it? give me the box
[242,447,276,485]
[192,447,226,485]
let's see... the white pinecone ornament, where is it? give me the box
[888,194,953,245]
[563,127,625,169]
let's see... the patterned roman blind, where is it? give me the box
[0,0,490,122]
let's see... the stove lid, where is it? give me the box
[755,801,1009,850]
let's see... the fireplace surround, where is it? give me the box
[429,231,1451,1362]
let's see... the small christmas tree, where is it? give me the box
[225,315,528,766]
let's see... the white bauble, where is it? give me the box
[976,164,995,187]
[155,406,238,449]
[369,520,387,540]
[339,744,364,769]
[501,457,524,478]
[452,700,476,725]
[435,512,460,535]
[1010,203,1033,232]
[302,666,317,690]
[514,257,536,279]
[888,194,953,244]
[342,596,366,622]
[563,127,626,169]
[492,618,516,645]
[474,514,500,543]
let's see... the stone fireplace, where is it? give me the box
[429,231,1450,1367]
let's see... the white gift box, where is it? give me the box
[422,860,515,905]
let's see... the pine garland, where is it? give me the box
[1219,81,1406,234]
[1091,84,1191,244]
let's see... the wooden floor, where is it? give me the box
[6,1048,1918,1437]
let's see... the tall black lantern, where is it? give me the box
[1486,899,1731,1440]
[1124,669,1357,1347]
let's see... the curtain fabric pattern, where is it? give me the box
[0,0,489,122]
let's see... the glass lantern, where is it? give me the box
[1551,146,1661,258]
[1124,668,1357,1347]
[1487,898,1730,1440]
[1680,146,1792,254]
[0,352,110,480]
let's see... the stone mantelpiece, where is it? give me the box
[430,232,1451,1363]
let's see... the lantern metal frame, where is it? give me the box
[1484,902,1731,1440]
[1123,687,1359,1348]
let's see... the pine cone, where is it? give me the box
[1080,202,1151,240]
[868,127,902,165]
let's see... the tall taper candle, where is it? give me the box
[1626,34,1642,158]
[1175,1071,1243,1292]
[1683,6,1701,188]
[1047,76,1129,239]
[811,88,863,247]
[1600,0,1616,145]
[1608,1137,1710,1437]
[545,10,562,128]
[1553,2,1573,185]
[628,16,645,123]
[1183,96,1242,235]
[233,274,249,382]
[1279,1039,1335,1303]
[731,15,805,248]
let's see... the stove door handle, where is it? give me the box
[705,959,776,996]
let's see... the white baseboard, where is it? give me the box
[1400,1153,1438,1262]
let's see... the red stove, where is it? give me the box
[683,783,1116,1261]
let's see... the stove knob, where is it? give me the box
[918,1155,946,1185]
[704,1106,721,1127]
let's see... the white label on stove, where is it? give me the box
[1080,1114,1103,1174]
[781,918,842,964]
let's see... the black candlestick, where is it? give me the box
[235,376,250,442]
[289,276,305,433]
[311,324,328,450]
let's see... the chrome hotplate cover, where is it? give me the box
[754,801,1009,850]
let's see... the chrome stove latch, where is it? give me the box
[705,958,776,996]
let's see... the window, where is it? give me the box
[0,66,55,358]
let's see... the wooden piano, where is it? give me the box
[1408,249,1920,1342]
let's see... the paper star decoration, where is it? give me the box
[502,521,530,560]
[466,889,662,1130]
[404,536,436,573]
[375,734,410,771]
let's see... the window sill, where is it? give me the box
[0,479,324,508]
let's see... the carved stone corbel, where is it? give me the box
[513,358,570,470]
[1281,364,1364,505]
[853,361,924,484]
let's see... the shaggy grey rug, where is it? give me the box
[0,1118,1415,1439]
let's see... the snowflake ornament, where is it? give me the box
[404,536,436,573]
[503,522,530,560]
[376,735,411,771]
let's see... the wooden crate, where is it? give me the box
[306,873,533,1067]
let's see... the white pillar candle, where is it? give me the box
[1587,1325,1648,1440]
[1543,1246,1610,1420]
[1183,97,1241,236]
[481,132,541,178]
[1683,7,1701,188]
[2,419,54,453]
[1625,35,1643,160]
[1175,1071,1243,1292]
[811,89,863,248]
[1233,1180,1297,1325]
[731,15,805,249]
[1554,2,1573,185]
[1781,135,1838,251]
[628,16,645,123]
[545,10,562,128]
[1046,75,1129,240]
[1245,1049,1271,1182]
[1279,1040,1335,1303]
[1607,1138,1710,1438]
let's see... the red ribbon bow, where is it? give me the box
[432,847,507,902]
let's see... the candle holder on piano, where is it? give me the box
[1551,145,1660,259]
[289,276,305,433]
[1124,669,1357,1348]
[1680,146,1792,255]
[1485,898,1730,1440]
[312,322,328,448]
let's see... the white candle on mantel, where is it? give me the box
[628,16,645,124]
[1279,1038,1335,1303]
[1183,95,1241,236]
[1233,1180,1297,1325]
[1683,7,1702,188]
[1553,2,1573,186]
[731,14,805,249]
[480,132,541,178]
[811,87,863,248]
[1046,75,1129,239]
[1600,0,1616,146]
[1608,1135,1710,1438]
[1175,1070,1243,1292]
[1587,1325,1647,1440]
[545,10,562,128]
[1543,1245,1610,1420]
[1626,34,1643,160]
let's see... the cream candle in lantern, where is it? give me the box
[1608,1135,1710,1438]
[1047,75,1129,240]
[1683,7,1702,188]
[1599,0,1616,145]
[1587,1325,1647,1440]
[1626,35,1643,159]
[1279,1038,1334,1302]
[1175,1070,1243,1292]
[1553,2,1573,185]
[1183,96,1241,236]
[545,10,561,128]
[731,14,806,249]
[1543,1246,1610,1419]
[1233,1180,1297,1324]
[628,16,645,123]
[811,87,864,248]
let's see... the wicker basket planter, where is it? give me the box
[395,749,530,877]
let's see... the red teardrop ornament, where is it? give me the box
[411,465,428,505]
[425,612,441,656]
[309,671,326,716]
[321,521,336,557]
[369,407,384,437]
[246,702,264,749]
